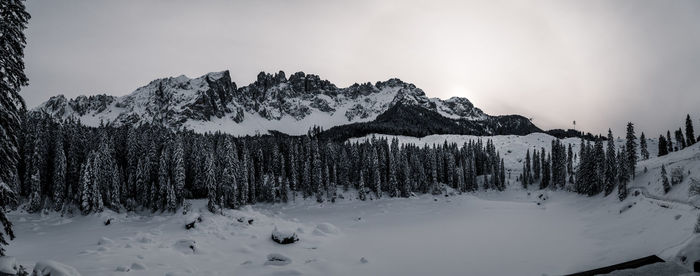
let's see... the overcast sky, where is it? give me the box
[21,0,700,136]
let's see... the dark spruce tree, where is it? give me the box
[639,132,649,160]
[625,123,637,179]
[658,135,668,157]
[604,130,617,196]
[686,114,696,146]
[0,0,30,255]
[661,164,671,194]
[617,147,629,201]
[675,128,686,150]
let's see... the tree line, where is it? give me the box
[14,113,507,214]
[519,123,640,201]
[658,114,697,156]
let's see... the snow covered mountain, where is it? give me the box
[33,70,540,137]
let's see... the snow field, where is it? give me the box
[7,188,698,276]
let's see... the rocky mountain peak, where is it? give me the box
[32,69,537,137]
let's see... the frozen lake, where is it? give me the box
[7,190,697,275]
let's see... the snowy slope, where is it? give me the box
[6,189,698,275]
[32,70,536,136]
[631,141,700,204]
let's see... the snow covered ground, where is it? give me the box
[7,188,698,275]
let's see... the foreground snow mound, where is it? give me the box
[173,239,198,254]
[312,223,340,236]
[271,227,299,244]
[0,256,18,275]
[31,260,80,276]
[265,253,292,266]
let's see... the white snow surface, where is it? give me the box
[31,260,81,276]
[7,189,698,275]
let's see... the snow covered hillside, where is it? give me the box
[32,70,538,136]
[630,141,700,204]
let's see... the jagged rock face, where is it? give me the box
[33,70,538,137]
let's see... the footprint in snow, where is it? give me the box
[98,237,114,246]
[130,262,147,270]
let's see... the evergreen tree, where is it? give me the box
[220,138,237,208]
[400,150,411,197]
[525,149,532,186]
[289,145,298,200]
[172,135,185,203]
[575,139,588,194]
[667,130,673,153]
[617,147,629,201]
[661,164,671,194]
[165,179,176,212]
[429,146,438,193]
[109,164,121,211]
[499,159,506,190]
[79,162,92,214]
[639,132,649,160]
[358,170,366,200]
[0,1,31,211]
[533,149,540,181]
[253,148,262,204]
[388,139,400,197]
[604,130,617,196]
[551,140,567,189]
[313,140,323,203]
[53,135,67,211]
[303,150,311,199]
[323,162,330,201]
[625,123,637,179]
[521,162,527,189]
[239,149,249,205]
[567,144,574,176]
[79,152,104,214]
[27,142,41,213]
[205,154,218,212]
[540,148,549,189]
[658,135,668,157]
[135,158,148,207]
[456,165,465,193]
[280,157,289,203]
[371,146,382,198]
[157,149,170,211]
[686,114,696,146]
[591,138,605,195]
[675,128,686,150]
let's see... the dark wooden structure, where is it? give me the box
[564,255,665,276]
